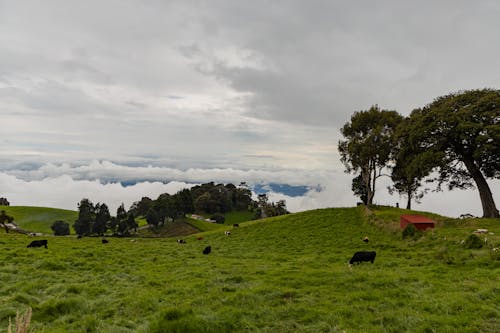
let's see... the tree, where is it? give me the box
[194,192,215,213]
[146,208,159,228]
[174,189,194,216]
[129,196,153,217]
[254,194,289,218]
[74,199,95,236]
[388,119,434,209]
[339,105,404,205]
[233,185,253,210]
[93,203,110,235]
[351,174,368,205]
[116,215,135,236]
[115,203,134,236]
[127,214,138,233]
[51,220,70,236]
[154,193,175,225]
[406,89,500,218]
[0,197,10,206]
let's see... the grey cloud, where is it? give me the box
[1,0,499,217]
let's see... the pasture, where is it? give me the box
[0,207,498,332]
[0,206,78,235]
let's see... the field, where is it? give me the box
[0,206,78,234]
[0,206,498,332]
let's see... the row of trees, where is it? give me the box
[74,199,138,236]
[255,194,289,218]
[339,89,499,218]
[131,182,258,228]
[55,182,286,236]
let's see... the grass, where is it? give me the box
[0,206,498,332]
[222,210,255,225]
[0,206,78,235]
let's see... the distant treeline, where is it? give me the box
[70,182,288,236]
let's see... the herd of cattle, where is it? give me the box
[26,225,376,266]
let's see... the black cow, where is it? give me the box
[102,239,109,244]
[27,240,48,249]
[177,239,186,244]
[77,235,83,239]
[349,251,376,265]
[203,246,211,255]
[233,224,239,227]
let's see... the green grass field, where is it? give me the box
[0,206,498,332]
[0,205,78,234]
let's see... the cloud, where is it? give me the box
[267,176,500,218]
[1,162,498,218]
[3,160,330,187]
[0,172,193,213]
[0,1,499,219]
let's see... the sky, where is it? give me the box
[1,0,499,217]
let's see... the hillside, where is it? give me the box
[0,206,498,332]
[0,206,78,235]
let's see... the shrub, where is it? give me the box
[402,224,422,240]
[464,234,483,249]
[51,220,70,236]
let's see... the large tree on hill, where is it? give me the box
[0,197,10,206]
[406,89,500,218]
[339,105,404,205]
[389,119,435,210]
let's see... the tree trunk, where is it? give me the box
[370,165,377,205]
[362,165,374,205]
[406,191,412,210]
[463,158,500,218]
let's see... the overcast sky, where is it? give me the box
[1,0,499,216]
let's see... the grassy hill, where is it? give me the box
[0,206,498,332]
[0,206,78,234]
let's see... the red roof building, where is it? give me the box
[400,214,435,230]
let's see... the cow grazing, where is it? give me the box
[77,235,83,239]
[177,239,186,244]
[362,236,369,243]
[27,240,48,249]
[233,224,239,227]
[349,251,376,265]
[203,246,211,255]
[197,236,204,240]
[224,231,231,236]
[102,239,109,244]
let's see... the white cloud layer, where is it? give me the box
[1,162,498,218]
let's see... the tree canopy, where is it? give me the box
[405,89,500,217]
[339,105,404,205]
[51,220,70,236]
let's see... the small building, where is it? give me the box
[400,214,435,230]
